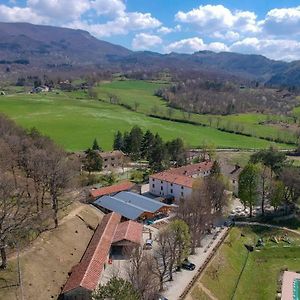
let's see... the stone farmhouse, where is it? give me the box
[149,161,213,201]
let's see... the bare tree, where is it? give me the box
[126,246,159,300]
[0,175,34,268]
[151,229,171,291]
[45,149,77,227]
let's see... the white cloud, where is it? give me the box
[175,5,259,35]
[262,6,300,36]
[165,37,228,54]
[132,33,162,50]
[27,0,90,22]
[230,38,300,61]
[0,4,46,23]
[157,25,181,35]
[212,30,240,41]
[91,0,125,17]
[67,12,161,38]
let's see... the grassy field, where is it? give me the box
[96,80,298,145]
[189,226,300,300]
[0,88,293,151]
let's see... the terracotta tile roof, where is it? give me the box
[169,161,213,177]
[150,172,194,188]
[150,162,213,188]
[112,221,143,245]
[62,212,121,294]
[90,181,135,199]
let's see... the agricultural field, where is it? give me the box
[189,226,300,300]
[96,80,299,145]
[0,81,296,151]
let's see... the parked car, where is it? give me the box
[143,239,153,250]
[155,294,168,300]
[181,261,196,271]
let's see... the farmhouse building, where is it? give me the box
[93,191,171,221]
[62,212,142,300]
[88,180,135,201]
[219,162,243,195]
[149,161,213,200]
[99,150,125,170]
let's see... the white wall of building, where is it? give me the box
[149,177,192,200]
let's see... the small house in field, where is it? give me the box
[61,212,142,300]
[98,150,125,170]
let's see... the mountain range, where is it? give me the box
[0,22,299,87]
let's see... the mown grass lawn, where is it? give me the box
[96,80,298,144]
[192,226,300,300]
[0,90,292,151]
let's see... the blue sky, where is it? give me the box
[1,0,300,60]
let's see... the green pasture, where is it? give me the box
[96,80,298,144]
[194,226,300,300]
[0,90,291,151]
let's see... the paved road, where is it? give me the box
[162,227,229,300]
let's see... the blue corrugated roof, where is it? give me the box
[93,191,167,220]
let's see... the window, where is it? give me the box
[152,184,155,188]
[171,183,173,186]
[112,163,115,167]
[152,178,155,182]
[181,192,184,197]
[170,189,173,194]
[104,165,107,168]
[161,181,163,184]
[181,186,184,189]
[104,158,108,161]
[161,186,163,191]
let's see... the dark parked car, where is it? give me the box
[181,261,196,271]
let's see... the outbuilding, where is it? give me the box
[93,191,172,221]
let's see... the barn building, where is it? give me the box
[61,212,142,300]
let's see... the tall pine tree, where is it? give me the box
[113,131,123,150]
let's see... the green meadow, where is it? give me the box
[0,80,296,151]
[96,80,298,145]
[191,226,300,300]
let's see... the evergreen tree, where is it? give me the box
[92,138,101,151]
[113,131,123,150]
[250,146,286,177]
[149,134,169,172]
[122,131,131,155]
[129,126,143,160]
[93,276,139,300]
[166,138,186,166]
[141,130,155,159]
[84,148,103,173]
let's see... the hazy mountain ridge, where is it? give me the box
[0,22,299,86]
